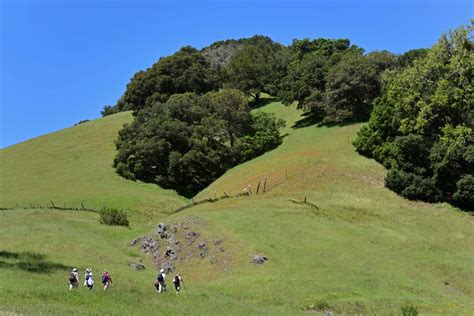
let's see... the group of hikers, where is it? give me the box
[68,268,112,291]
[155,269,184,294]
[68,267,184,294]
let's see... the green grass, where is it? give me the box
[0,112,187,221]
[1,101,473,314]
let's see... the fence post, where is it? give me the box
[263,178,267,193]
[256,181,261,194]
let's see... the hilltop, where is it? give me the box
[0,111,187,218]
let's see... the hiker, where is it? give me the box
[155,269,166,293]
[172,273,183,294]
[84,268,94,290]
[101,269,112,290]
[69,268,79,290]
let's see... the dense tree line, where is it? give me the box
[113,90,284,197]
[354,23,473,210]
[106,25,472,204]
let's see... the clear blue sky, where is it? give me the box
[1,0,472,148]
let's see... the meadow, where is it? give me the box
[1,102,473,314]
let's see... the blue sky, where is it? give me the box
[1,0,472,148]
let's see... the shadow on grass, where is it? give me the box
[292,111,366,129]
[249,96,280,109]
[0,250,69,273]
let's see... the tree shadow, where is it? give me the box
[248,96,280,109]
[292,112,324,129]
[292,111,366,129]
[0,250,69,274]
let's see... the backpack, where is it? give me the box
[174,276,180,284]
[69,273,76,283]
[157,273,164,282]
[87,277,94,286]
[102,274,108,283]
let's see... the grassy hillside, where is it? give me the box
[0,112,187,218]
[1,102,473,315]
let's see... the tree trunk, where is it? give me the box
[254,92,260,103]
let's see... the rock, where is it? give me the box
[165,247,175,257]
[128,263,145,271]
[140,236,158,253]
[161,261,175,273]
[214,239,223,245]
[157,223,169,239]
[185,231,199,245]
[129,238,139,246]
[210,255,217,264]
[219,247,225,252]
[198,242,207,249]
[252,255,268,264]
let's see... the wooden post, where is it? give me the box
[81,201,85,210]
[263,178,267,193]
[256,181,261,194]
[285,170,288,179]
[50,200,56,208]
[304,196,307,203]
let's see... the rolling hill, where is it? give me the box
[1,102,473,315]
[0,112,187,219]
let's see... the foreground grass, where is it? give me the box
[1,101,473,314]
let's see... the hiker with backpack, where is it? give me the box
[68,268,79,290]
[84,268,94,290]
[155,269,166,293]
[101,269,112,290]
[172,273,183,294]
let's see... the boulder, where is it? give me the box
[252,255,268,264]
[140,236,158,254]
[128,263,145,271]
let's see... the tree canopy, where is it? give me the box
[113,90,285,197]
[354,22,474,210]
[115,46,218,113]
[224,36,289,101]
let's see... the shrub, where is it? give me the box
[101,105,118,117]
[385,169,411,194]
[99,207,129,227]
[386,169,441,202]
[401,304,418,316]
[453,175,474,211]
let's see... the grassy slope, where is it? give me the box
[1,102,473,314]
[0,112,187,218]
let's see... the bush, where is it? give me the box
[99,207,129,227]
[401,304,418,316]
[101,105,118,117]
[453,175,474,211]
[386,169,441,202]
[401,176,441,202]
